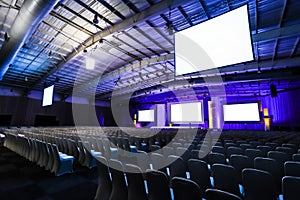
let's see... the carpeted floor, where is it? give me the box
[0,147,98,200]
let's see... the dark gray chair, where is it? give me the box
[146,170,171,200]
[171,177,202,200]
[282,176,300,200]
[188,159,212,197]
[205,188,242,200]
[242,168,277,200]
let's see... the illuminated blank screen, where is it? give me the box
[171,102,204,123]
[138,110,155,122]
[175,5,254,75]
[223,103,260,122]
[42,85,54,107]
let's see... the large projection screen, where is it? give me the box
[42,85,54,107]
[175,5,254,75]
[223,103,260,122]
[138,110,155,122]
[171,102,204,123]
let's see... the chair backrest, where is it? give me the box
[257,145,272,157]
[284,161,300,177]
[167,155,186,179]
[146,170,171,200]
[276,147,294,159]
[292,153,300,162]
[109,159,127,200]
[125,164,148,200]
[188,159,211,197]
[212,164,240,196]
[282,176,300,200]
[208,152,227,165]
[245,149,263,161]
[94,156,112,200]
[205,188,242,200]
[212,146,226,155]
[240,144,253,152]
[226,147,243,158]
[242,168,277,200]
[268,151,290,174]
[170,177,202,200]
[254,157,282,194]
[136,151,151,173]
[150,152,168,175]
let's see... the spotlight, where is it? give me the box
[55,77,60,83]
[93,14,99,24]
[83,49,87,53]
[4,32,10,41]
[25,77,28,82]
[99,38,104,43]
[48,51,53,58]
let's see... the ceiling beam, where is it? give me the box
[97,0,126,20]
[178,6,193,26]
[252,23,300,42]
[28,0,193,92]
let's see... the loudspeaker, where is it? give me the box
[270,84,277,97]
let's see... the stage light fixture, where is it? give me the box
[99,38,104,43]
[93,14,99,24]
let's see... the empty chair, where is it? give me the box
[167,155,186,179]
[254,157,282,194]
[170,177,202,200]
[292,153,300,161]
[249,141,261,148]
[190,150,208,162]
[162,146,175,157]
[226,147,243,158]
[230,155,252,183]
[282,144,298,152]
[212,164,240,196]
[205,189,242,200]
[94,156,112,200]
[276,147,294,159]
[136,151,151,173]
[125,164,148,200]
[284,161,300,177]
[176,147,190,166]
[188,159,212,197]
[242,168,277,200]
[240,144,253,152]
[265,142,279,150]
[268,151,290,173]
[245,149,264,161]
[150,145,161,152]
[109,159,127,200]
[150,153,168,176]
[146,170,171,200]
[51,144,74,176]
[282,176,300,200]
[224,143,238,149]
[257,145,272,157]
[212,146,226,155]
[208,152,227,165]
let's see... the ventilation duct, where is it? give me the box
[0,0,59,80]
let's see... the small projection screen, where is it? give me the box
[42,85,54,107]
[175,4,254,75]
[171,102,204,123]
[223,103,260,122]
[138,110,155,122]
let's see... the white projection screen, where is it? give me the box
[223,103,261,122]
[175,5,254,75]
[42,85,54,107]
[171,102,204,123]
[138,110,155,122]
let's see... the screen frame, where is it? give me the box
[42,85,54,107]
[174,3,254,77]
[223,101,262,123]
[138,109,155,122]
[169,101,205,124]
